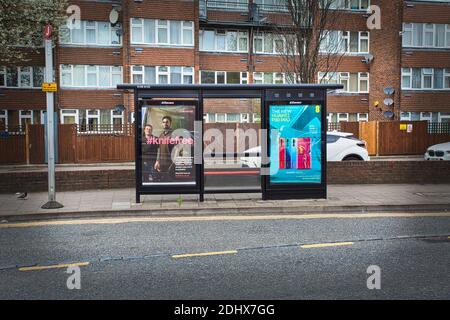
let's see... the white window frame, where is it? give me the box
[60,109,79,125]
[403,23,413,47]
[438,112,450,123]
[327,113,334,124]
[252,113,261,123]
[420,112,432,122]
[200,71,249,84]
[0,66,43,89]
[401,68,412,89]
[337,113,349,122]
[60,65,123,89]
[130,18,194,47]
[357,113,369,122]
[403,22,450,49]
[400,112,412,121]
[111,110,124,132]
[60,20,122,47]
[86,109,100,132]
[359,72,369,93]
[19,110,33,131]
[131,66,194,84]
[240,113,250,123]
[200,29,248,53]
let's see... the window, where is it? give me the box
[200,71,248,84]
[401,68,412,89]
[359,72,369,93]
[321,30,369,54]
[87,109,100,131]
[111,110,124,131]
[400,112,411,121]
[131,66,193,84]
[319,72,369,93]
[130,18,194,46]
[329,0,370,10]
[200,29,248,52]
[60,109,79,124]
[207,0,248,11]
[0,66,44,88]
[402,68,450,90]
[19,110,33,130]
[253,32,288,54]
[439,112,450,123]
[60,65,123,88]
[357,113,369,122]
[254,0,288,12]
[403,23,412,47]
[337,113,349,122]
[253,72,286,84]
[403,22,450,48]
[59,21,122,46]
[420,112,432,122]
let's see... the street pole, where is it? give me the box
[42,25,63,209]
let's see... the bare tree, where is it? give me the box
[267,0,349,84]
[0,0,68,64]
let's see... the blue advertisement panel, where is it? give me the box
[269,104,322,184]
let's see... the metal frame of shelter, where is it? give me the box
[117,84,343,203]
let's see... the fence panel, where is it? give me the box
[58,124,77,163]
[0,127,26,164]
[359,121,378,156]
[377,121,429,155]
[75,125,135,163]
[340,122,359,138]
[28,124,45,164]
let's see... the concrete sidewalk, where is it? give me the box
[0,184,449,222]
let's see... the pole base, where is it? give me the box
[41,200,64,209]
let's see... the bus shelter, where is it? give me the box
[117,84,343,203]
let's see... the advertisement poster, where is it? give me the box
[141,104,196,186]
[269,105,322,184]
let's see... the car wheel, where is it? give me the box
[343,156,363,161]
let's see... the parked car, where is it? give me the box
[240,132,370,167]
[424,142,450,161]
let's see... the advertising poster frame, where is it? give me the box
[262,90,327,200]
[135,98,202,202]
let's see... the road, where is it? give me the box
[0,213,449,299]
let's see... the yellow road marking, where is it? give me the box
[1,212,450,229]
[172,250,238,259]
[301,242,354,249]
[19,262,90,272]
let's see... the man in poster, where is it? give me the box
[154,116,176,181]
[142,124,159,182]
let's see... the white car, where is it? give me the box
[424,142,450,161]
[240,132,370,168]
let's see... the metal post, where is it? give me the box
[42,36,63,209]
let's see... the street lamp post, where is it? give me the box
[41,24,63,209]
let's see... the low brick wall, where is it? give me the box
[1,161,450,193]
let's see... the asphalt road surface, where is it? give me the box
[0,213,449,299]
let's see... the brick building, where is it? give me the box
[0,0,449,131]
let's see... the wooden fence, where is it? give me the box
[357,121,450,156]
[1,121,450,164]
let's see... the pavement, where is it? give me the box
[0,184,449,222]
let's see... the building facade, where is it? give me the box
[0,0,449,131]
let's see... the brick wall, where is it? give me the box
[1,161,449,193]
